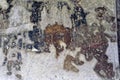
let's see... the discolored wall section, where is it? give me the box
[0,0,119,80]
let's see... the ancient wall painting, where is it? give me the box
[0,0,119,80]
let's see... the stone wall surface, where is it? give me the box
[0,0,119,80]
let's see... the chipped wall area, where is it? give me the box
[0,0,119,80]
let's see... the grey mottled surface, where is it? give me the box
[0,0,119,80]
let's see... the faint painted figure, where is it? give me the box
[64,55,79,72]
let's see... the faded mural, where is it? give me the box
[0,0,119,80]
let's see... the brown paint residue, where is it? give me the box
[44,22,71,58]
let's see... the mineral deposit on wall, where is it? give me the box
[0,0,119,80]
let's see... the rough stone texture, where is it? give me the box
[0,0,119,80]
